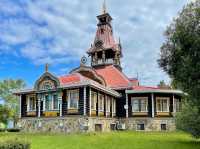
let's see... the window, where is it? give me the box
[68,90,79,109]
[98,93,104,112]
[131,97,148,112]
[137,124,145,130]
[53,94,59,110]
[175,98,181,112]
[45,95,51,111]
[161,124,167,131]
[106,96,111,112]
[156,98,169,112]
[110,123,116,131]
[28,96,36,111]
[95,124,102,132]
[43,94,59,111]
[91,91,97,110]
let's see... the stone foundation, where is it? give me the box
[17,116,117,133]
[122,117,176,131]
[17,116,175,133]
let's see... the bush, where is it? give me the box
[176,103,200,138]
[0,129,6,132]
[0,140,30,149]
[6,128,21,132]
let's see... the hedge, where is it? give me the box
[0,140,30,149]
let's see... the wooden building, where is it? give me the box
[15,3,183,133]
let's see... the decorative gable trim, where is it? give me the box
[70,66,106,86]
[34,72,60,91]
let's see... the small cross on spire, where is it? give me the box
[45,63,49,72]
[102,0,107,14]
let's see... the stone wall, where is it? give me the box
[17,116,117,133]
[17,116,175,133]
[122,117,176,131]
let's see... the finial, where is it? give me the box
[118,37,121,44]
[102,0,107,14]
[45,63,49,72]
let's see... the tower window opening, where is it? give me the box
[101,28,104,34]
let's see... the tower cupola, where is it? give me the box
[87,1,122,71]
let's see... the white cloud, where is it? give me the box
[0,0,189,86]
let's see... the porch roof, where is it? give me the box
[13,79,121,98]
[126,87,184,95]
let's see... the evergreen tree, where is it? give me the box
[158,0,200,138]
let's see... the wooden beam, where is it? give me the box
[89,88,92,116]
[126,93,128,118]
[19,95,22,118]
[38,97,41,118]
[58,95,62,117]
[83,87,86,116]
[151,93,155,118]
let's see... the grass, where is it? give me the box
[0,131,200,149]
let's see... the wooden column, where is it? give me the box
[95,52,98,65]
[19,95,22,118]
[38,98,41,118]
[89,88,92,116]
[105,96,107,117]
[172,94,176,115]
[126,93,128,118]
[58,96,62,117]
[111,98,114,118]
[102,51,105,63]
[151,93,155,118]
[83,87,86,116]
[97,91,99,116]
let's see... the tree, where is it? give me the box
[0,105,12,125]
[0,79,25,125]
[157,80,171,89]
[158,0,200,138]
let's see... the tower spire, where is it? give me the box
[45,63,49,72]
[102,0,107,14]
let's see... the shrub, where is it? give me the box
[0,139,30,149]
[176,103,200,138]
[6,128,21,132]
[0,129,6,132]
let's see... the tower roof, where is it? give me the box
[87,4,121,54]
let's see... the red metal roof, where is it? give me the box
[132,86,160,91]
[59,66,161,92]
[59,73,83,85]
[95,25,115,49]
[95,65,131,89]
[129,78,139,86]
[87,20,120,53]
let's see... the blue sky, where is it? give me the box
[0,0,192,88]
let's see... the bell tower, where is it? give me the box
[87,1,122,71]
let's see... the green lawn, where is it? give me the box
[0,131,199,149]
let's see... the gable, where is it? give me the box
[34,72,60,91]
[70,66,106,86]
